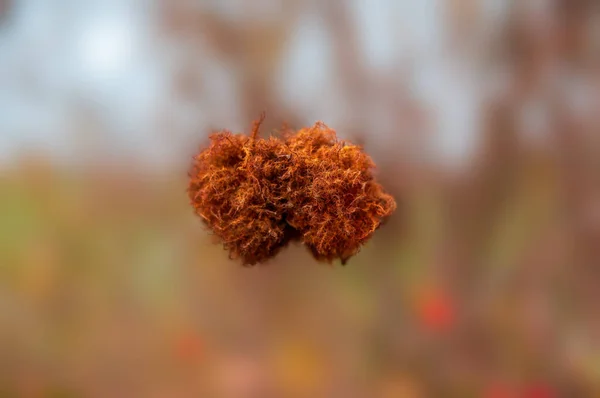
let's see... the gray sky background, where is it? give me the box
[0,0,509,169]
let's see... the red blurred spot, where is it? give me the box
[175,331,204,363]
[523,384,556,398]
[416,288,456,332]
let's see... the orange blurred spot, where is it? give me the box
[380,376,423,398]
[415,287,456,332]
[482,383,518,398]
[272,340,325,396]
[175,331,204,363]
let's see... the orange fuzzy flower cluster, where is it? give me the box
[188,115,396,266]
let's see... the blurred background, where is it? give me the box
[1,0,599,396]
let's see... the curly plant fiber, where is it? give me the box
[188,115,396,265]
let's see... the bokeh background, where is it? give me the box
[1,0,600,397]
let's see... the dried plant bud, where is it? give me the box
[188,116,293,265]
[285,123,397,264]
[188,116,396,266]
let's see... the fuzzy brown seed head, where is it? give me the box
[188,117,396,266]
[188,121,292,265]
[285,123,396,264]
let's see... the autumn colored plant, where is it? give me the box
[188,115,396,265]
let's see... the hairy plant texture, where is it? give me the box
[188,116,396,265]
[285,123,396,264]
